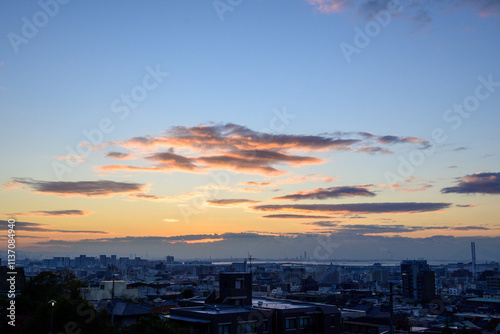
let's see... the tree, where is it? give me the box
[121,313,189,334]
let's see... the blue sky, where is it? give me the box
[1,0,499,260]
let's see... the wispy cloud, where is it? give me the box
[240,181,272,187]
[5,210,92,217]
[262,214,333,219]
[206,199,260,207]
[273,185,376,201]
[306,0,349,13]
[355,146,393,155]
[106,151,132,159]
[0,220,107,234]
[450,225,490,231]
[253,202,451,214]
[455,204,476,208]
[302,220,342,227]
[305,0,500,21]
[131,193,167,200]
[8,178,146,197]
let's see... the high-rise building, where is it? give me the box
[401,260,435,302]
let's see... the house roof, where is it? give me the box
[111,301,151,316]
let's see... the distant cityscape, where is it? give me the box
[1,242,499,333]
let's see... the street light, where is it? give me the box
[48,300,56,334]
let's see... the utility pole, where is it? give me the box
[390,282,394,334]
[48,300,56,334]
[111,264,115,325]
[248,253,252,274]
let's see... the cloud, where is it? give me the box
[450,226,490,231]
[459,0,500,17]
[102,124,427,176]
[356,0,396,19]
[122,123,360,152]
[262,214,333,219]
[5,210,91,217]
[96,165,171,173]
[335,224,445,234]
[163,218,179,223]
[301,221,455,234]
[132,193,166,200]
[206,199,260,207]
[441,172,500,195]
[253,202,451,214]
[355,146,393,155]
[197,150,322,175]
[455,204,476,208]
[274,174,337,185]
[106,151,132,159]
[302,221,341,227]
[24,232,500,262]
[273,185,376,201]
[306,0,349,13]
[305,0,499,22]
[0,220,107,234]
[240,181,272,187]
[9,178,146,197]
[400,184,433,193]
[377,135,427,145]
[146,151,200,171]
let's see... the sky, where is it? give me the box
[1,0,499,261]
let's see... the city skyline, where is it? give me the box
[1,0,499,260]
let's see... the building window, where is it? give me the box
[299,317,309,328]
[218,324,230,334]
[285,318,296,330]
[235,279,244,289]
[238,322,255,334]
[330,315,336,327]
[262,320,268,333]
[100,284,104,290]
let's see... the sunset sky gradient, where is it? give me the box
[1,0,499,261]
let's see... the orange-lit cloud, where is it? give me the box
[262,214,333,219]
[306,0,348,13]
[100,124,427,176]
[5,210,92,217]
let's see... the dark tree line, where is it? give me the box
[1,270,187,334]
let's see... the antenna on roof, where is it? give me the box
[248,253,252,274]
